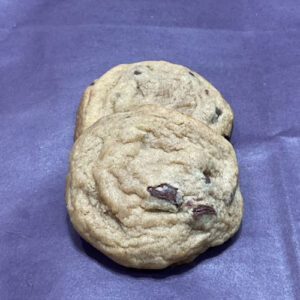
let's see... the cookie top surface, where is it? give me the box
[75,61,234,139]
[67,105,242,269]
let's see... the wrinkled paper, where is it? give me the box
[0,1,299,299]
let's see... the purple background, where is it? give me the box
[1,1,300,299]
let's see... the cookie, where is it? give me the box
[75,61,234,139]
[67,105,243,269]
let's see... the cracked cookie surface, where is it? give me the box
[67,105,243,269]
[75,61,234,139]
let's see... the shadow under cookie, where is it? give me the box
[66,214,243,278]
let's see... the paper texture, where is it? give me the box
[0,1,299,299]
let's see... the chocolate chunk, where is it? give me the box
[205,176,211,184]
[193,205,216,218]
[215,107,222,117]
[90,82,95,86]
[147,183,179,206]
[203,169,211,184]
[211,107,223,123]
[225,185,237,205]
[229,192,235,204]
[205,89,209,95]
[189,72,195,77]
[134,70,142,75]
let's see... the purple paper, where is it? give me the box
[1,1,299,299]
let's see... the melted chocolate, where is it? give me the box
[193,205,216,218]
[147,183,179,206]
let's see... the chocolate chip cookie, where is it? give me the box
[67,105,243,269]
[75,61,234,139]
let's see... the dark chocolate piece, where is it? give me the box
[225,185,238,205]
[211,107,223,123]
[134,70,142,75]
[189,72,195,77]
[215,107,222,117]
[147,183,179,206]
[203,169,211,184]
[193,205,216,218]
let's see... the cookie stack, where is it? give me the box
[66,61,243,269]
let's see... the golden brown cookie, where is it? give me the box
[75,61,233,139]
[67,105,243,269]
